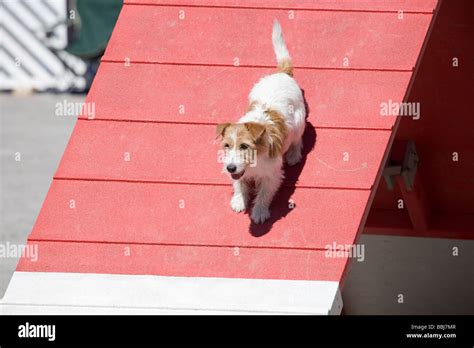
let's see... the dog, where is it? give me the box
[216,20,306,224]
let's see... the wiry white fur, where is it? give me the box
[272,19,291,63]
[228,20,306,224]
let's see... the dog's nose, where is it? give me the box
[226,164,237,173]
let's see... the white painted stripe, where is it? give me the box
[2,6,64,74]
[2,29,52,79]
[7,0,67,50]
[23,0,58,27]
[38,0,68,50]
[0,304,302,315]
[1,272,343,315]
[1,0,71,91]
[57,50,88,75]
[0,51,33,84]
[5,1,45,33]
[0,51,54,90]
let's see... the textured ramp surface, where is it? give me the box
[4,0,437,314]
[28,181,370,248]
[125,0,437,12]
[83,64,411,129]
[103,5,432,70]
[55,121,391,189]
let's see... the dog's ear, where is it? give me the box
[244,122,266,141]
[264,109,287,158]
[216,123,230,138]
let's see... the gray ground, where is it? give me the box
[1,93,472,313]
[0,93,80,298]
[344,234,474,314]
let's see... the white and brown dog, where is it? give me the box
[216,20,306,224]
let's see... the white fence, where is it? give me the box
[1,0,86,92]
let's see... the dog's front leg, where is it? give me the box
[230,179,249,213]
[251,174,282,224]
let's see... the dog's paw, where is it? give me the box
[251,205,271,224]
[230,194,246,212]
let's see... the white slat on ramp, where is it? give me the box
[1,272,342,315]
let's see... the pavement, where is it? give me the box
[0,93,82,298]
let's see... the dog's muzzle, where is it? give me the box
[227,164,245,180]
[230,171,245,180]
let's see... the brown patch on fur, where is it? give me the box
[246,101,258,113]
[216,123,230,138]
[243,122,268,157]
[218,113,287,160]
[219,124,262,165]
[264,109,288,158]
[244,122,266,140]
[277,58,293,77]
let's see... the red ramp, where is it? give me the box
[1,0,437,314]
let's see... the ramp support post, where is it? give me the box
[383,140,430,231]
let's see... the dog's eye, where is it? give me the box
[239,144,249,150]
[224,143,230,149]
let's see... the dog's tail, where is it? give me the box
[272,19,293,77]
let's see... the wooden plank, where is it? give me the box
[395,174,430,231]
[17,241,347,281]
[1,272,342,314]
[29,180,370,248]
[83,62,410,130]
[2,304,312,315]
[125,0,437,13]
[103,5,432,70]
[55,120,391,190]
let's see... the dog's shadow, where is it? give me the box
[249,93,317,237]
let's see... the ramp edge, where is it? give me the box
[1,271,342,315]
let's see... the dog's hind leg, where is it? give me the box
[230,179,249,213]
[285,140,303,166]
[285,108,305,166]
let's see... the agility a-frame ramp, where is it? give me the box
[1,0,438,314]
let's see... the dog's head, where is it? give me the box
[216,122,267,180]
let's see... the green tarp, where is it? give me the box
[66,0,123,59]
